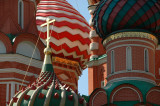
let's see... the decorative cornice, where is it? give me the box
[89,18,94,26]
[88,4,98,14]
[103,32,158,47]
[90,42,99,50]
[104,77,157,89]
[90,55,98,60]
[89,30,99,39]
[87,54,107,67]
[52,57,79,67]
[106,70,155,79]
[0,54,43,68]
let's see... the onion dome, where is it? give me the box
[93,0,160,39]
[36,0,91,69]
[9,44,86,106]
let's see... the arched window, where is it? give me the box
[0,40,6,53]
[144,49,149,72]
[18,0,23,29]
[126,47,132,71]
[16,41,41,60]
[111,50,115,74]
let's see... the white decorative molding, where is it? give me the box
[59,74,69,80]
[105,77,157,87]
[0,54,43,68]
[11,82,15,99]
[88,5,97,14]
[89,30,99,39]
[90,42,99,50]
[89,18,94,26]
[0,82,26,86]
[0,78,29,83]
[111,87,142,103]
[92,91,107,105]
[17,84,19,92]
[90,55,98,60]
[106,44,154,53]
[87,55,107,67]
[0,68,39,78]
[103,32,158,47]
[106,39,155,50]
[6,84,9,103]
[107,70,155,78]
[146,89,160,98]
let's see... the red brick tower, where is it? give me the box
[87,0,160,105]
[0,0,91,106]
[0,1,43,106]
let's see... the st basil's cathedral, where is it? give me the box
[0,0,160,106]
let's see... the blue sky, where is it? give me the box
[66,0,90,96]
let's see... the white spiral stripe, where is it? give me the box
[37,25,90,39]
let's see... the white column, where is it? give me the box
[17,83,19,92]
[6,84,9,105]
[11,82,15,99]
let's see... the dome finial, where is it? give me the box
[40,17,56,72]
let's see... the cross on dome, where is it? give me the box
[40,18,55,48]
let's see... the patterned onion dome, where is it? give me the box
[36,0,91,69]
[93,0,160,39]
[9,46,86,106]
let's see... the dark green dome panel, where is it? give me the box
[93,0,160,39]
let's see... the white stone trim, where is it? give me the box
[0,54,43,68]
[88,5,97,14]
[105,77,156,88]
[107,70,155,78]
[6,84,9,103]
[89,18,94,26]
[89,30,99,39]
[103,32,158,46]
[92,91,107,106]
[17,84,19,92]
[0,78,29,83]
[106,44,154,53]
[0,82,27,86]
[146,89,160,98]
[106,39,155,50]
[90,42,99,50]
[111,87,142,103]
[90,55,98,60]
[87,56,107,67]
[11,82,15,99]
[0,68,39,77]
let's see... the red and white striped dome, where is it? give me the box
[36,0,90,69]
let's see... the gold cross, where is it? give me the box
[40,18,55,48]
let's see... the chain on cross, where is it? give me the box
[40,18,55,48]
